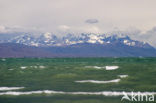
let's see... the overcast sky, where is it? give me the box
[0,0,156,46]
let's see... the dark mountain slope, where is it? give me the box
[0,42,156,58]
[45,43,156,57]
[0,43,55,58]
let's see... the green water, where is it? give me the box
[0,58,156,103]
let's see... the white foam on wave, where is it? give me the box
[75,79,120,84]
[30,65,45,69]
[105,66,119,70]
[39,66,45,69]
[20,66,27,69]
[85,66,105,69]
[1,59,6,61]
[30,66,38,68]
[85,66,119,70]
[0,87,24,91]
[0,90,156,96]
[118,75,128,78]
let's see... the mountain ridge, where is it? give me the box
[0,33,153,48]
[0,33,156,57]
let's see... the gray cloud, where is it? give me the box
[85,19,99,24]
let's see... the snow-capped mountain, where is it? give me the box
[2,32,153,49]
[0,32,156,57]
[8,32,59,47]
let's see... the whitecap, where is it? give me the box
[0,90,156,96]
[0,87,24,91]
[105,66,119,70]
[118,75,128,78]
[20,66,27,69]
[85,66,105,69]
[1,59,6,61]
[39,66,45,69]
[85,66,119,70]
[75,79,120,84]
[30,66,38,68]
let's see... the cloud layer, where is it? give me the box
[0,0,156,47]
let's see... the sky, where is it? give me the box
[0,0,156,47]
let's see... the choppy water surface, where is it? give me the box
[0,58,156,103]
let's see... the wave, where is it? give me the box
[75,79,120,84]
[0,90,156,96]
[0,87,24,91]
[85,66,119,70]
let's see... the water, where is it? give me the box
[0,58,156,103]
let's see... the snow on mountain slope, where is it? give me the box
[0,33,154,49]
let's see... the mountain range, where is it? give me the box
[0,33,156,57]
